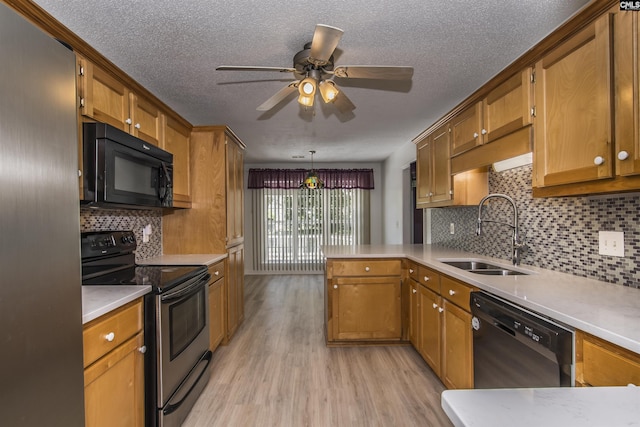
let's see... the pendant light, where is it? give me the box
[300,150,324,189]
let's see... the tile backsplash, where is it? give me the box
[431,164,640,288]
[80,208,162,261]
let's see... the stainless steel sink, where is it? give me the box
[440,259,530,276]
[442,261,503,270]
[467,269,526,276]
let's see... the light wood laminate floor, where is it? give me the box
[183,274,453,427]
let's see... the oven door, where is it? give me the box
[157,272,210,406]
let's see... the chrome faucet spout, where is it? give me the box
[476,193,525,265]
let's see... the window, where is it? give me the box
[249,169,373,273]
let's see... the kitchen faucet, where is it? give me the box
[476,193,526,265]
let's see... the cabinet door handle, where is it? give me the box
[333,285,338,289]
[365,266,370,272]
[125,118,132,125]
[105,332,115,342]
[424,276,429,282]
[138,345,147,354]
[594,156,605,166]
[412,289,417,294]
[432,303,438,309]
[449,289,456,296]
[409,269,414,274]
[438,307,444,313]
[481,128,487,135]
[214,271,220,276]
[618,151,630,161]
[135,123,141,129]
[473,132,479,138]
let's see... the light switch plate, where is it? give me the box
[598,231,624,257]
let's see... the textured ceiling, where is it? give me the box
[33,0,590,163]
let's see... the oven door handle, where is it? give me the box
[163,350,212,416]
[161,273,210,302]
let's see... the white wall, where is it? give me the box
[382,140,417,244]
[243,161,383,273]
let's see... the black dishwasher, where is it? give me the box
[470,291,574,389]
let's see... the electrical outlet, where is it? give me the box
[450,223,455,235]
[598,231,624,257]
[143,224,152,243]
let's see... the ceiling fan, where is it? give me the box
[216,24,414,113]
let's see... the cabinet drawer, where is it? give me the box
[208,260,225,281]
[582,335,640,386]
[407,261,419,281]
[418,265,440,293]
[331,259,401,277]
[83,299,143,368]
[441,276,474,311]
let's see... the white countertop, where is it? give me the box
[322,244,640,354]
[441,386,640,427]
[139,253,227,266]
[81,285,151,324]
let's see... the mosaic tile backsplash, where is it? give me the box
[80,208,162,261]
[431,164,640,288]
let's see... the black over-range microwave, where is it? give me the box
[82,122,173,209]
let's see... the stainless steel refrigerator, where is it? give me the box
[0,3,85,426]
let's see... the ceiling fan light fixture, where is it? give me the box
[319,80,339,103]
[298,93,314,107]
[299,77,317,96]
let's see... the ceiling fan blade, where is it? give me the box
[217,65,296,73]
[332,89,356,114]
[333,65,414,80]
[309,24,344,65]
[256,81,299,111]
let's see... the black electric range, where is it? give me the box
[81,230,212,427]
[80,230,206,293]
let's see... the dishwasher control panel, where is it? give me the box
[471,292,572,352]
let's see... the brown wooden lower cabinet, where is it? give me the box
[208,261,226,352]
[332,276,402,341]
[576,330,640,387]
[326,258,403,344]
[409,267,475,389]
[408,279,419,347]
[418,284,442,376]
[225,243,244,342]
[83,299,145,427]
[441,299,473,389]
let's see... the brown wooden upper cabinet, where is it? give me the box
[416,122,453,207]
[77,54,192,206]
[614,10,640,177]
[77,55,162,146]
[162,116,191,207]
[533,12,614,190]
[451,68,533,158]
[226,131,245,247]
[415,121,488,209]
[451,102,483,156]
[483,68,533,144]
